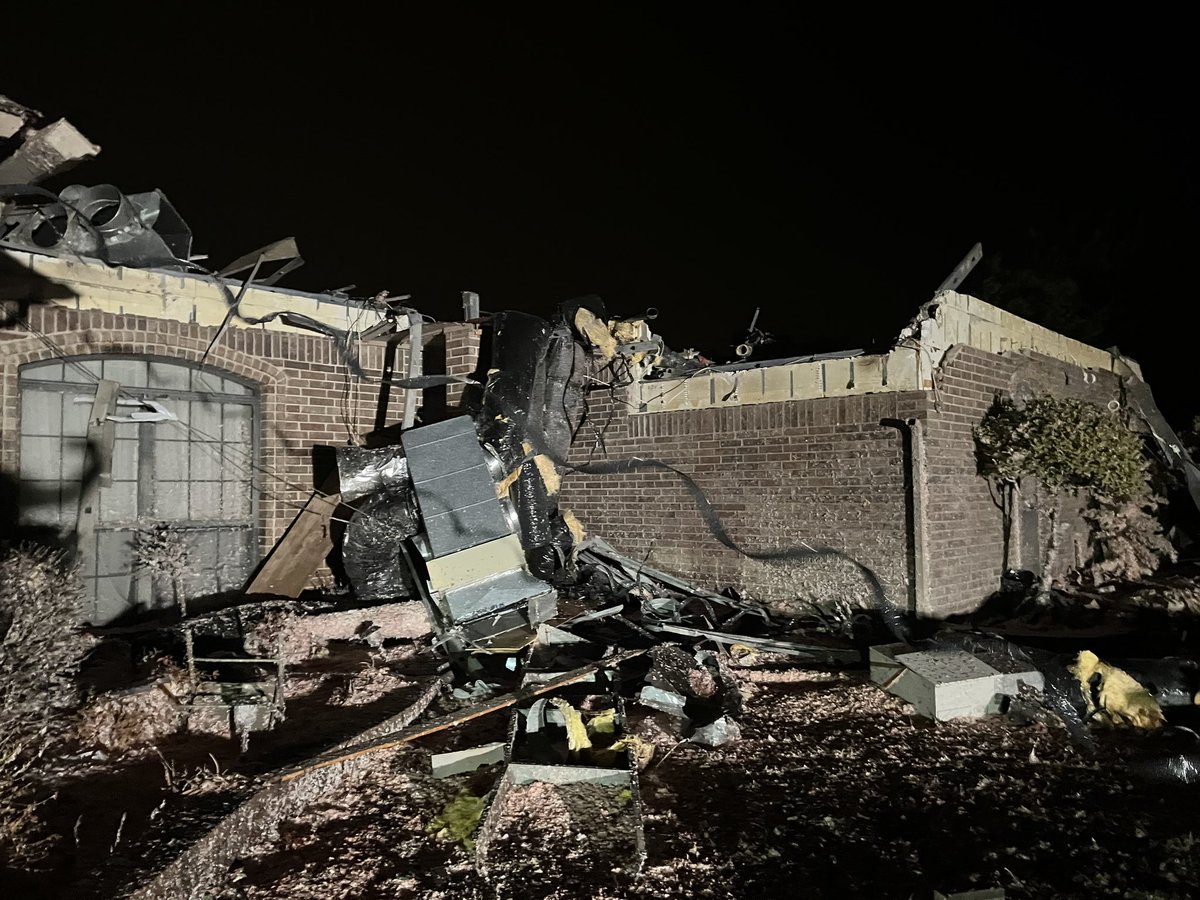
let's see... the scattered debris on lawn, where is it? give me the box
[4,92,1200,898]
[6,288,1200,897]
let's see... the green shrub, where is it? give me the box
[974,394,1146,500]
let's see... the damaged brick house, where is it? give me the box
[3,216,1148,624]
[0,97,1166,623]
[554,292,1139,617]
[0,240,480,624]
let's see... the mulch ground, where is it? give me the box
[205,662,1198,900]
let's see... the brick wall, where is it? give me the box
[2,300,1127,617]
[921,346,1124,615]
[0,304,406,563]
[444,324,482,407]
[560,376,928,610]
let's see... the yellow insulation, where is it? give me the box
[1070,650,1166,730]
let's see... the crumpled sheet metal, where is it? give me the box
[1,183,191,268]
[336,445,410,503]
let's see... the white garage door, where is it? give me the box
[18,357,260,624]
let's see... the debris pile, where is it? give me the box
[3,92,1200,899]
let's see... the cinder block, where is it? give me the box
[824,358,854,395]
[761,366,793,402]
[791,361,824,399]
[890,349,922,391]
[852,355,886,392]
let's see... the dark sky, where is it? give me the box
[6,7,1196,419]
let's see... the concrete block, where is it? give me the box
[761,366,793,402]
[651,375,707,411]
[791,361,824,399]
[823,358,855,395]
[884,348,920,390]
[892,650,999,721]
[711,372,742,405]
[853,355,886,392]
[431,741,507,778]
[870,644,1043,722]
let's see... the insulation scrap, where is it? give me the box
[609,734,655,769]
[549,697,593,754]
[729,643,760,665]
[574,307,617,361]
[563,509,587,543]
[534,454,561,495]
[517,440,562,495]
[498,443,562,497]
[586,707,618,736]
[495,466,522,497]
[427,790,486,851]
[1070,650,1167,730]
[609,320,642,343]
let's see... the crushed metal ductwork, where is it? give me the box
[0,183,193,268]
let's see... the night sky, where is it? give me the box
[5,8,1195,420]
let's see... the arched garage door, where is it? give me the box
[18,356,260,623]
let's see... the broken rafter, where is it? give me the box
[276,649,645,783]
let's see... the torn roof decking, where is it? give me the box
[0,246,386,337]
[635,290,1135,413]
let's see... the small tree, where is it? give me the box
[974,394,1161,596]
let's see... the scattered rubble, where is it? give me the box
[3,91,1200,900]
